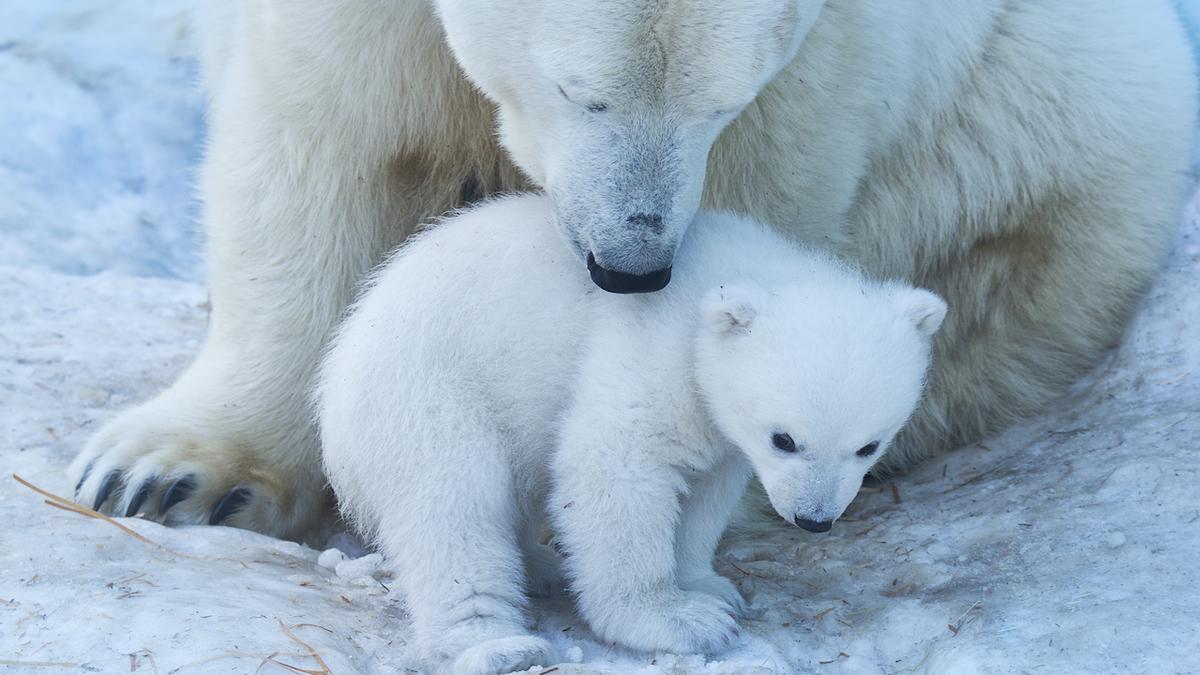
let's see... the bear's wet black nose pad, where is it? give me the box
[794,517,833,533]
[586,252,672,294]
[626,212,665,233]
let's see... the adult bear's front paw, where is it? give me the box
[585,588,741,654]
[68,385,330,542]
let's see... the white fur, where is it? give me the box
[71,0,1197,542]
[318,194,944,669]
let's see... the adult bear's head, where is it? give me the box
[435,0,823,292]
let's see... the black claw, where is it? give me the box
[209,487,251,526]
[75,461,95,499]
[124,478,158,518]
[158,475,196,516]
[92,471,122,512]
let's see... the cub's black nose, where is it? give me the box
[586,252,672,294]
[794,517,833,533]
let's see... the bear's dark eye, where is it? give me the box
[557,85,607,113]
[856,441,881,458]
[772,432,797,453]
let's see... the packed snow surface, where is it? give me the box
[0,0,204,281]
[2,1,1199,673]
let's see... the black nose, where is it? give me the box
[794,517,833,533]
[626,212,665,232]
[586,253,672,294]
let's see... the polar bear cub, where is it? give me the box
[318,194,946,674]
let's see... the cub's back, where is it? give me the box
[323,195,592,434]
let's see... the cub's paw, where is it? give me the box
[448,635,556,675]
[679,573,749,618]
[587,589,740,654]
[68,397,327,541]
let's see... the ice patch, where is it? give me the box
[335,553,385,582]
[317,547,347,570]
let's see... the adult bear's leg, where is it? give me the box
[69,1,519,541]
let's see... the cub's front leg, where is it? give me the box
[551,407,740,654]
[675,452,752,616]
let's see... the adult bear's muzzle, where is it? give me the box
[587,252,672,294]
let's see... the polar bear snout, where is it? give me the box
[626,212,665,233]
[586,251,673,294]
[793,517,834,533]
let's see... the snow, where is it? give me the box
[0,1,205,281]
[2,2,1199,673]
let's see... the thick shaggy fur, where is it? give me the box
[71,0,1196,540]
[318,195,945,672]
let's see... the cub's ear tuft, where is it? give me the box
[702,283,765,335]
[895,287,948,337]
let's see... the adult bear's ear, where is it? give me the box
[895,287,948,337]
[702,283,765,335]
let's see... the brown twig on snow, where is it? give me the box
[130,650,160,675]
[12,473,249,568]
[277,619,332,675]
[264,655,323,675]
[818,652,850,665]
[1057,462,1074,482]
[43,499,151,537]
[855,523,879,537]
[947,600,982,637]
[729,562,763,578]
[23,479,163,549]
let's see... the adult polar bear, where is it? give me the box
[72,0,1196,541]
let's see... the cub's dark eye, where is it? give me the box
[772,432,797,453]
[856,441,881,458]
[557,85,607,113]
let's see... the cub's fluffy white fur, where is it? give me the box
[318,195,945,673]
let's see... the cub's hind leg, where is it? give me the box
[327,389,554,675]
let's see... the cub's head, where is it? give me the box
[694,277,947,532]
[434,0,826,292]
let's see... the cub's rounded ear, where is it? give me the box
[702,283,766,335]
[895,287,948,337]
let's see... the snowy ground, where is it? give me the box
[3,2,1200,674]
[0,1,205,281]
